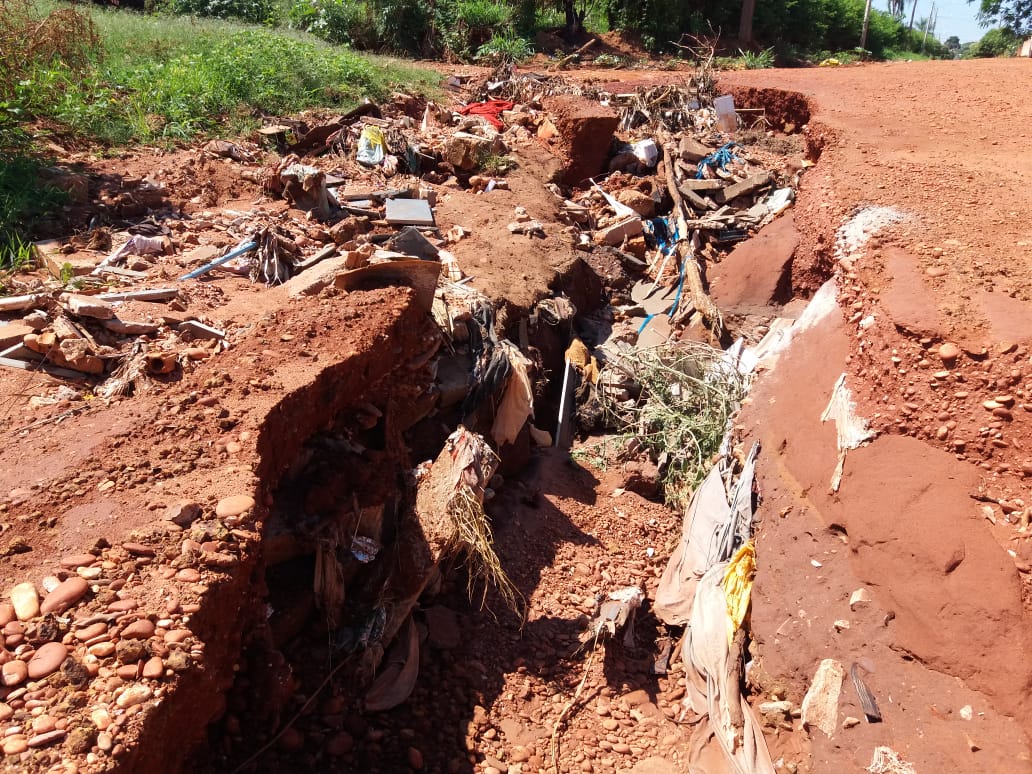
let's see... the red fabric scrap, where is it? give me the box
[458,100,515,130]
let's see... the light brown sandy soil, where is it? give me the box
[0,57,1031,774]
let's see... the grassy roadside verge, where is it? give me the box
[0,1,439,265]
[15,2,441,145]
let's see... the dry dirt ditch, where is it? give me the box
[0,61,1028,774]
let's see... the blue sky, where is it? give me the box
[877,0,988,43]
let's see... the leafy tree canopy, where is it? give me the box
[972,0,1032,36]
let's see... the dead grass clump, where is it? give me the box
[0,0,99,104]
[599,342,746,509]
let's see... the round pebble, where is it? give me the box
[938,342,960,364]
[215,495,255,519]
[60,554,97,569]
[142,657,164,679]
[408,747,424,769]
[88,642,116,658]
[40,576,89,615]
[176,569,201,583]
[326,731,354,756]
[121,620,156,640]
[3,736,27,755]
[27,642,68,679]
[2,659,27,687]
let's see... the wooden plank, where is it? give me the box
[662,143,723,337]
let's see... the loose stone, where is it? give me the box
[40,576,89,615]
[27,642,68,679]
[9,583,39,621]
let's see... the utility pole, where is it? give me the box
[921,2,936,51]
[860,0,873,50]
[908,0,918,34]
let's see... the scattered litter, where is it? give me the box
[356,125,387,167]
[867,746,917,774]
[850,662,882,723]
[821,373,876,492]
[458,99,514,130]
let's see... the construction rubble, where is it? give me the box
[0,64,817,774]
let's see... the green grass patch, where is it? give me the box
[17,2,440,145]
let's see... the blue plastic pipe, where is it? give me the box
[178,241,257,281]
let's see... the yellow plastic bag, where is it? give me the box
[722,540,756,644]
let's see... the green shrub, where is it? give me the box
[967,27,1020,57]
[436,0,511,60]
[165,0,277,24]
[457,0,509,29]
[476,31,533,63]
[289,0,380,47]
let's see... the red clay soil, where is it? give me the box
[720,59,1032,772]
[1,58,1032,774]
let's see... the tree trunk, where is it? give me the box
[563,0,578,35]
[739,0,756,43]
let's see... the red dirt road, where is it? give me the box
[719,59,1032,772]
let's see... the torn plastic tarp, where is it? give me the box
[654,441,773,774]
[820,373,875,492]
[458,100,514,130]
[684,562,775,774]
[491,340,534,447]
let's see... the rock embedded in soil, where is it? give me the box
[40,576,89,614]
[116,684,153,709]
[2,659,27,686]
[215,494,254,520]
[800,658,845,737]
[938,342,961,365]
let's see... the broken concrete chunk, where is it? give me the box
[178,320,226,341]
[444,132,492,171]
[55,338,104,375]
[182,244,222,267]
[678,135,714,163]
[61,294,115,320]
[385,199,434,227]
[103,318,160,336]
[616,189,656,218]
[715,171,773,204]
[387,226,439,259]
[801,658,845,737]
[595,217,643,247]
[284,254,351,298]
[0,323,34,351]
[678,177,724,192]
